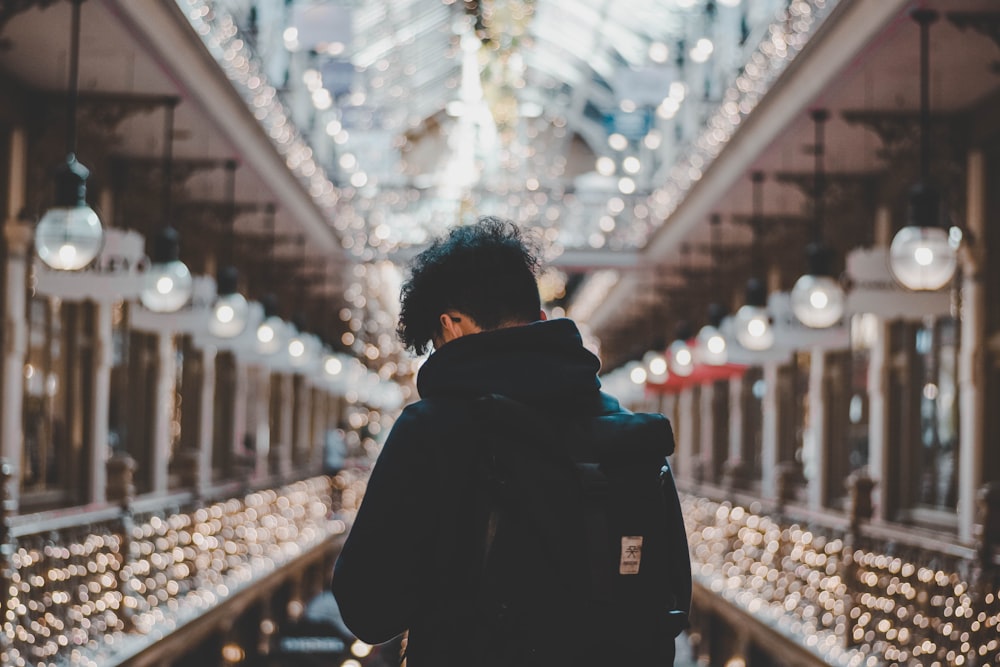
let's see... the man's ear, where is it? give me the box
[439,314,459,343]
[538,310,548,321]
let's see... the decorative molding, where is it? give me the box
[0,0,60,42]
[948,12,1000,51]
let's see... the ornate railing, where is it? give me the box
[684,482,1000,666]
[0,474,348,667]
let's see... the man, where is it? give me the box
[332,217,690,666]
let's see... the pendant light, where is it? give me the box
[35,0,104,271]
[668,248,695,377]
[140,99,193,312]
[209,161,249,338]
[643,342,669,383]
[734,171,774,351]
[668,321,695,378]
[255,204,286,354]
[791,109,845,328]
[696,214,728,365]
[888,10,957,291]
[285,236,310,367]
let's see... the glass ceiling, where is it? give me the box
[185,0,838,359]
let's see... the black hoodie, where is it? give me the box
[331,319,690,665]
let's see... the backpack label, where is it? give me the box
[620,536,643,574]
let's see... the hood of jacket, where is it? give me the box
[416,318,603,410]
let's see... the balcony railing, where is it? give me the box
[684,478,1000,665]
[0,468,349,667]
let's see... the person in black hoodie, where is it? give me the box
[331,217,690,666]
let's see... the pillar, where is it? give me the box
[248,366,271,480]
[676,385,700,483]
[86,300,112,504]
[148,332,175,494]
[958,149,986,544]
[310,386,326,471]
[178,342,215,496]
[270,372,293,479]
[699,381,728,485]
[1,127,30,512]
[761,361,780,499]
[723,374,748,489]
[806,349,829,510]
[292,375,312,470]
[867,317,892,522]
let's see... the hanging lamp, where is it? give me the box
[696,214,728,365]
[791,109,845,328]
[888,9,957,291]
[255,204,286,354]
[35,0,104,271]
[668,321,695,378]
[140,99,193,312]
[209,161,249,338]
[734,171,774,351]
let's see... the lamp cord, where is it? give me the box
[751,171,764,280]
[812,109,828,247]
[225,160,237,269]
[918,11,932,185]
[66,0,83,156]
[161,100,177,228]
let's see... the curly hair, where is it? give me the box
[397,217,542,355]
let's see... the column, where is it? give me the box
[292,375,312,470]
[724,374,747,489]
[194,346,216,494]
[676,386,700,483]
[761,361,780,499]
[806,349,829,510]
[270,372,293,478]
[1,127,30,512]
[149,332,174,495]
[867,317,891,522]
[232,357,249,472]
[310,386,326,471]
[87,300,112,504]
[958,149,986,543]
[699,381,728,485]
[179,342,215,496]
[248,366,271,480]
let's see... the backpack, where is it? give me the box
[470,394,691,666]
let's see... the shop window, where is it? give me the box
[913,317,959,512]
[21,297,72,509]
[846,314,876,479]
[108,300,129,458]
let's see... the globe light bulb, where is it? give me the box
[209,292,248,338]
[630,366,647,385]
[324,355,343,377]
[889,225,957,291]
[790,274,845,328]
[256,316,285,355]
[734,304,774,351]
[35,205,103,270]
[669,339,694,377]
[643,350,668,383]
[140,259,193,312]
[696,324,728,366]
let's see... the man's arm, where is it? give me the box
[332,404,433,643]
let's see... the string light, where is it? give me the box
[684,495,1000,665]
[0,478,345,666]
